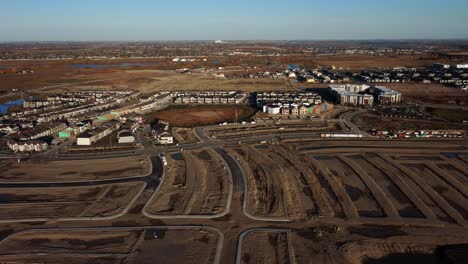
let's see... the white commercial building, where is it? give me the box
[329,84,401,106]
[117,130,135,144]
[329,84,374,106]
[373,86,402,104]
[157,132,173,145]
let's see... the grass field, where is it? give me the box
[146,104,257,127]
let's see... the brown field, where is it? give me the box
[352,112,466,132]
[208,121,340,140]
[228,144,322,219]
[0,228,219,264]
[143,148,230,216]
[294,224,468,264]
[241,226,468,264]
[241,231,290,264]
[233,141,468,263]
[172,127,200,144]
[0,139,467,263]
[447,51,468,56]
[0,59,167,93]
[383,83,468,105]
[298,141,468,224]
[0,156,150,182]
[228,141,468,224]
[1,56,465,108]
[147,105,257,127]
[0,182,145,221]
[0,62,291,94]
[339,232,468,264]
[312,54,449,70]
[127,70,291,93]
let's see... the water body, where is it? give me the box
[0,99,24,114]
[211,60,221,64]
[0,66,12,69]
[69,62,159,69]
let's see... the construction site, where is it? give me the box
[0,39,467,264]
[143,148,230,216]
[0,134,466,264]
[0,156,151,182]
[0,227,220,264]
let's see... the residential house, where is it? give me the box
[299,105,308,115]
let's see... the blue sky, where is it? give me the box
[1,0,468,41]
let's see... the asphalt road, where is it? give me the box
[213,146,244,192]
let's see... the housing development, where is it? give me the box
[0,39,467,264]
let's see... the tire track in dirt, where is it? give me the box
[307,156,359,219]
[339,155,399,219]
[366,154,430,219]
[386,157,465,225]
[272,145,333,218]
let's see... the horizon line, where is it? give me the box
[1,38,468,44]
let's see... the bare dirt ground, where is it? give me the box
[0,182,145,220]
[312,155,386,218]
[0,156,150,182]
[7,54,448,94]
[352,112,466,131]
[2,55,465,108]
[228,144,324,219]
[241,231,290,264]
[297,140,468,224]
[144,148,229,215]
[239,224,468,264]
[172,127,200,144]
[0,228,219,264]
[339,229,468,264]
[129,70,290,93]
[147,105,257,127]
[312,54,450,70]
[1,64,290,94]
[227,140,468,225]
[208,121,340,140]
[0,139,466,263]
[383,83,468,105]
[291,224,468,264]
